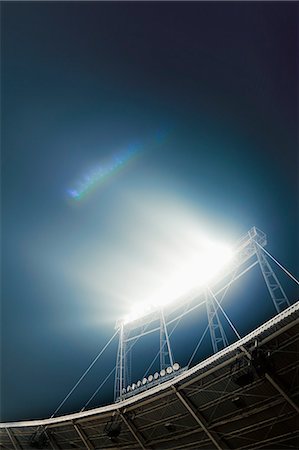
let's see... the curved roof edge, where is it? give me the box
[1,299,299,429]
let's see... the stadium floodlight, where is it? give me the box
[122,238,233,325]
[127,386,132,392]
[148,375,154,382]
[166,366,173,374]
[142,378,148,385]
[123,303,153,325]
[154,372,159,380]
[160,369,166,377]
[132,383,137,390]
[137,380,142,388]
[173,363,180,371]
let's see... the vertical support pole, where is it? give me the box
[205,290,228,354]
[119,323,124,396]
[160,309,174,370]
[124,337,131,392]
[114,329,120,401]
[114,323,126,401]
[160,312,166,370]
[254,243,290,313]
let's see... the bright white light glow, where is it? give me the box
[52,188,236,331]
[123,238,233,324]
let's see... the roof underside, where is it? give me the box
[1,301,299,450]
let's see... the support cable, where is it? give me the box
[205,242,298,361]
[207,286,241,340]
[188,269,237,367]
[85,322,150,408]
[255,241,299,286]
[51,329,118,418]
[188,321,211,368]
[209,274,299,415]
[207,286,252,360]
[81,366,116,412]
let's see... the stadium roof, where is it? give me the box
[1,300,299,450]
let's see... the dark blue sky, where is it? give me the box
[1,1,298,421]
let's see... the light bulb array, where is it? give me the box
[121,363,183,397]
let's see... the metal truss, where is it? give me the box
[205,289,229,354]
[44,429,60,450]
[114,324,126,401]
[254,243,290,313]
[114,227,294,401]
[115,311,174,401]
[115,324,135,401]
[119,411,148,450]
[6,428,21,450]
[1,303,298,450]
[160,309,174,370]
[172,386,229,450]
[73,422,94,449]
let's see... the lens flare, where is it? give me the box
[67,130,170,201]
[67,142,142,200]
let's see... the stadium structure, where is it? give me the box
[1,227,298,449]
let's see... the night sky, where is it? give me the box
[1,1,298,422]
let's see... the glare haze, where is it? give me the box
[1,1,298,421]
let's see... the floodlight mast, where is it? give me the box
[114,227,291,401]
[114,323,124,401]
[240,227,289,313]
[253,243,290,314]
[114,308,174,401]
[207,227,289,352]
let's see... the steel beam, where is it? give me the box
[119,411,148,450]
[211,396,285,429]
[220,409,296,442]
[73,422,94,450]
[5,428,21,450]
[265,372,299,414]
[160,309,174,370]
[206,290,229,354]
[44,429,60,449]
[172,386,229,450]
[241,430,299,450]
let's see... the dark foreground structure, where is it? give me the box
[1,300,299,449]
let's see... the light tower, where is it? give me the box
[114,227,292,401]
